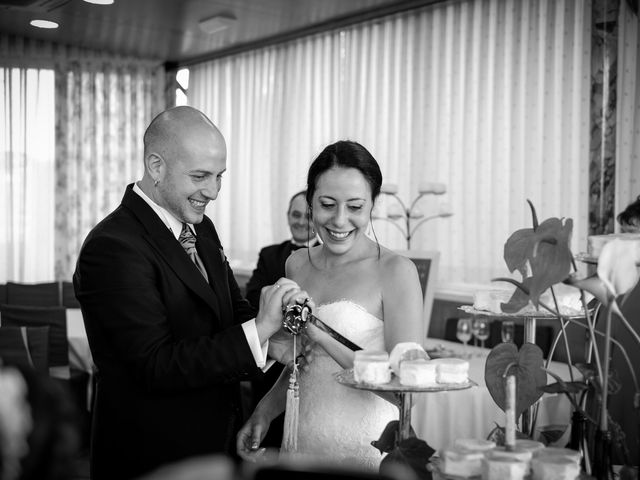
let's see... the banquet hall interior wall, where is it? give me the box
[1,0,638,335]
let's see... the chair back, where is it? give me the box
[61,281,81,308]
[0,304,67,367]
[6,281,61,306]
[395,250,440,342]
[0,325,50,373]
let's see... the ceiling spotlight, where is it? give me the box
[30,19,59,29]
[83,0,115,4]
[198,14,237,35]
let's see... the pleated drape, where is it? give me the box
[190,0,592,286]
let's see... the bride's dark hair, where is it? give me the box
[305,140,382,206]
[306,140,383,257]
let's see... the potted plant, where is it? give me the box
[484,200,640,479]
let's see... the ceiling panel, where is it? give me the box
[0,0,437,65]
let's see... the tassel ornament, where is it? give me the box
[282,357,300,452]
[281,302,310,453]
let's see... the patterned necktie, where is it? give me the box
[179,223,209,282]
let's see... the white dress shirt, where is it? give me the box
[132,182,270,368]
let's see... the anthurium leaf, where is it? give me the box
[540,381,588,395]
[575,363,598,382]
[491,277,530,295]
[485,425,529,446]
[491,277,532,314]
[536,424,568,445]
[371,420,416,454]
[504,228,535,277]
[379,438,434,480]
[527,199,539,230]
[501,277,534,313]
[485,343,546,417]
[486,423,505,446]
[527,218,573,306]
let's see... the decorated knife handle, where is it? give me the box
[282,302,311,335]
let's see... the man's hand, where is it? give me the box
[255,278,314,344]
[254,278,299,343]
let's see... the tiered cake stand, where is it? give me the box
[334,369,476,443]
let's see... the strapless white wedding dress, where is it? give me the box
[282,301,398,471]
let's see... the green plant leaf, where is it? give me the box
[371,420,416,454]
[540,381,588,395]
[485,343,546,417]
[503,228,535,277]
[527,199,539,230]
[379,437,434,480]
[536,424,568,445]
[491,277,533,314]
[527,218,573,305]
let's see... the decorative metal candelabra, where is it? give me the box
[373,182,453,250]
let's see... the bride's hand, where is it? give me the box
[236,412,271,461]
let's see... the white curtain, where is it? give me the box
[1,34,165,282]
[0,67,55,282]
[191,0,592,287]
[616,3,640,221]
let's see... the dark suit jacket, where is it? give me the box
[73,184,262,480]
[245,240,301,309]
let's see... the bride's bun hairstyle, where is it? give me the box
[305,140,383,207]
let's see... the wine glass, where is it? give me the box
[501,320,515,343]
[456,318,473,356]
[471,317,481,346]
[474,318,490,348]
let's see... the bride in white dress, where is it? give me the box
[237,140,425,471]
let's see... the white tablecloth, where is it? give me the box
[66,308,93,373]
[413,338,576,451]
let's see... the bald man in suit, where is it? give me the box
[74,106,305,480]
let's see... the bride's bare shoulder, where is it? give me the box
[285,245,315,274]
[378,247,417,277]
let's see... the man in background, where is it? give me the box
[245,190,317,307]
[244,190,318,447]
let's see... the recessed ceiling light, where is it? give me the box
[30,19,59,29]
[83,0,115,4]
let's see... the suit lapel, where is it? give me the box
[121,185,221,315]
[194,229,229,323]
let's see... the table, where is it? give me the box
[413,338,576,452]
[49,308,94,380]
[66,308,94,373]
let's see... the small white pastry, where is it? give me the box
[515,439,545,454]
[353,350,391,385]
[431,357,469,384]
[389,342,428,375]
[531,455,580,480]
[454,438,496,452]
[441,447,485,477]
[533,447,582,465]
[482,456,528,480]
[487,446,533,463]
[399,359,437,386]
